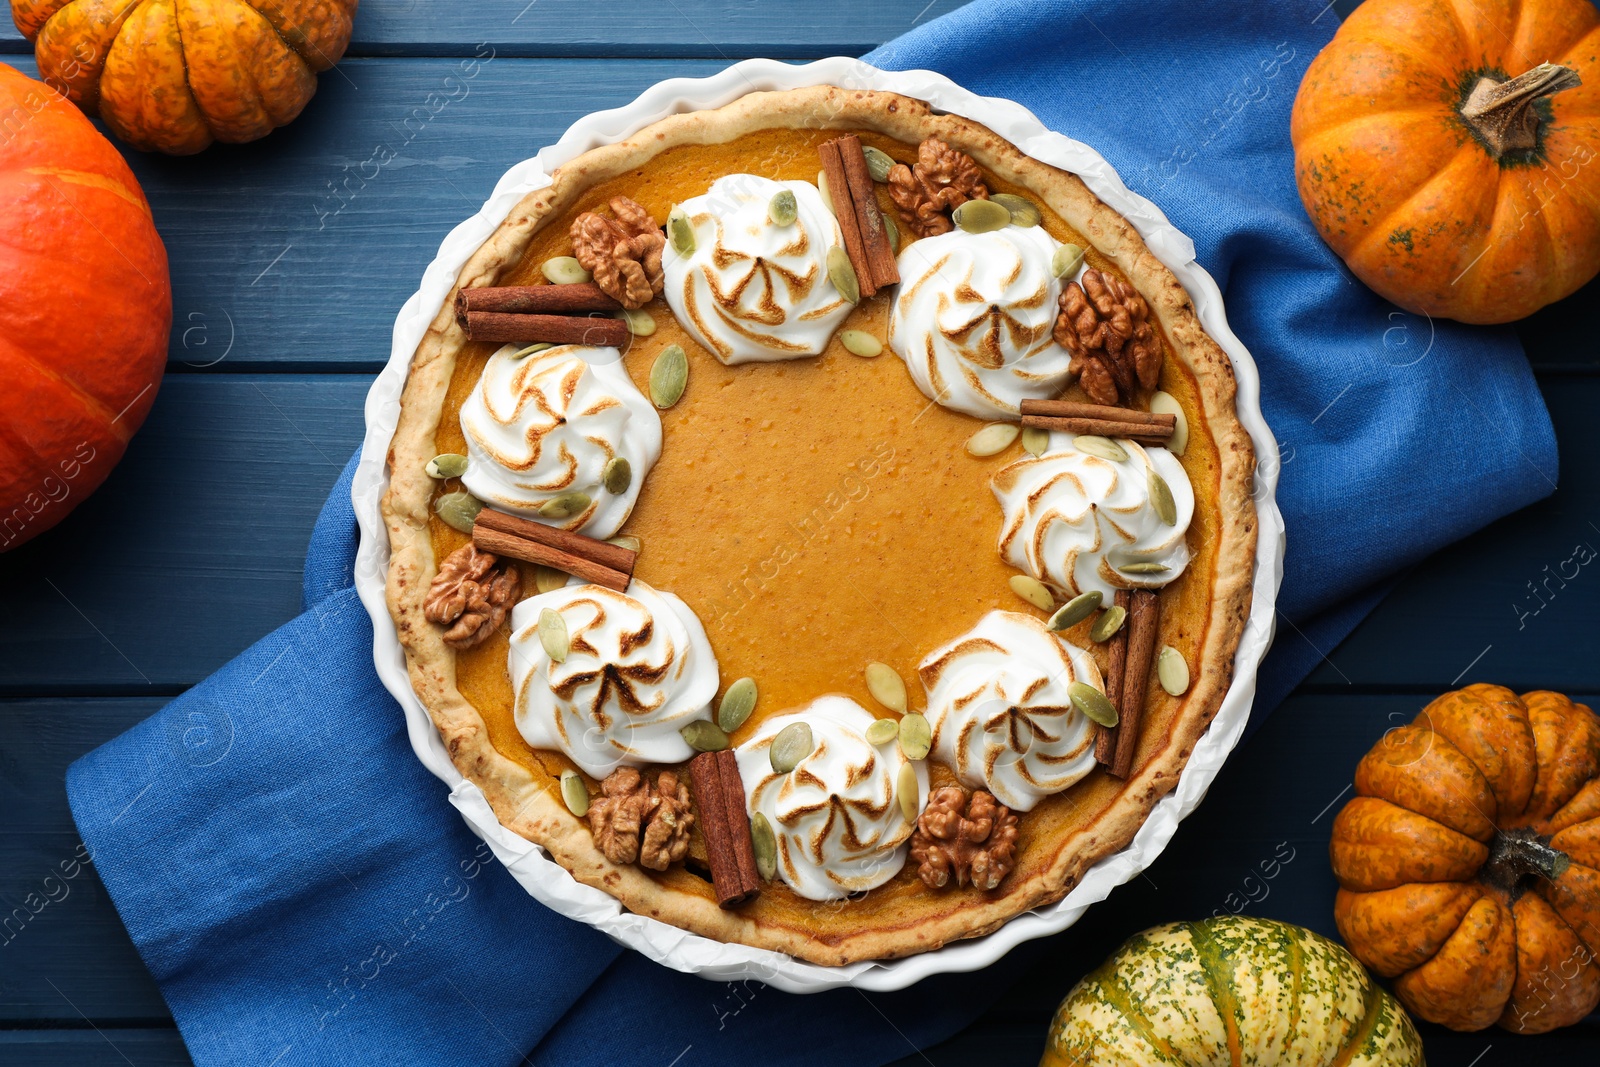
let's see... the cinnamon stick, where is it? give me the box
[455,283,620,323]
[818,138,876,300]
[716,749,762,902]
[828,134,900,291]
[1109,589,1160,780]
[472,508,635,592]
[1020,400,1176,428]
[688,751,760,907]
[1094,588,1131,767]
[1018,414,1173,445]
[461,311,630,348]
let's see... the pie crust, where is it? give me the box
[383,86,1257,965]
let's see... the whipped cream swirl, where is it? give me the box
[920,611,1104,812]
[510,580,718,779]
[735,696,926,901]
[994,434,1193,599]
[662,174,852,365]
[888,226,1072,419]
[460,343,661,539]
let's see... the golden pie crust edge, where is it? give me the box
[381,86,1258,966]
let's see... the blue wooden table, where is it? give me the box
[2,2,1597,1063]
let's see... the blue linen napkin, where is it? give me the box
[68,2,1558,1064]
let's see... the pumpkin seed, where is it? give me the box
[770,721,814,774]
[717,677,758,733]
[898,713,932,761]
[1008,574,1055,612]
[882,212,901,254]
[861,145,896,183]
[865,717,900,746]
[542,256,591,285]
[537,607,569,663]
[534,565,568,594]
[897,762,919,824]
[510,342,554,359]
[768,188,798,226]
[426,453,468,479]
[607,535,642,553]
[990,192,1041,227]
[953,197,1013,234]
[966,422,1020,457]
[865,661,908,713]
[602,456,632,495]
[680,719,730,752]
[1149,391,1188,456]
[1089,605,1127,643]
[434,491,482,533]
[1073,435,1128,462]
[1119,561,1171,575]
[1022,427,1050,456]
[649,344,688,408]
[1148,469,1177,526]
[538,491,591,520]
[667,206,695,256]
[817,170,834,214]
[560,770,590,817]
[1158,645,1190,696]
[1051,243,1086,279]
[751,813,777,880]
[1048,591,1103,631]
[1069,681,1119,727]
[827,246,861,304]
[617,306,655,336]
[839,330,883,358]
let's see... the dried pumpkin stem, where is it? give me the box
[1460,62,1582,157]
[1481,827,1571,893]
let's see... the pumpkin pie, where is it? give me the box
[383,86,1256,965]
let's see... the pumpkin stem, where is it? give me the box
[1460,62,1582,157]
[1482,827,1571,893]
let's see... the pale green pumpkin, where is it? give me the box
[1041,917,1426,1066]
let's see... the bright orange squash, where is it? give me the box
[0,66,170,550]
[1291,0,1600,323]
[10,0,359,154]
[1331,685,1600,1033]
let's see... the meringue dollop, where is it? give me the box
[662,174,853,365]
[993,434,1194,599]
[920,610,1104,811]
[735,696,926,900]
[460,343,661,539]
[510,580,718,779]
[888,225,1072,419]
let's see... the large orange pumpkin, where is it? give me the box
[1291,0,1600,323]
[1331,684,1600,1033]
[0,66,170,550]
[10,0,359,155]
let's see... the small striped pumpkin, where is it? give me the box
[1041,917,1425,1067]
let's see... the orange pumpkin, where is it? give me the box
[1331,684,1600,1033]
[10,0,359,155]
[1290,0,1600,324]
[0,66,170,550]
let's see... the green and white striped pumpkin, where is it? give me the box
[1041,917,1426,1066]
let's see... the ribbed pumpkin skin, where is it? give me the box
[1040,917,1425,1067]
[1332,685,1600,1033]
[0,65,170,551]
[11,0,359,154]
[1290,0,1600,323]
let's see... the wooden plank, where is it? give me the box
[0,0,967,56]
[0,377,368,693]
[0,1030,192,1066]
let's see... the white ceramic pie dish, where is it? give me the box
[350,56,1286,994]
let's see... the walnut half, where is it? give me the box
[910,786,1019,891]
[423,543,521,650]
[588,767,694,871]
[887,137,990,238]
[570,196,665,310]
[1053,267,1162,407]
